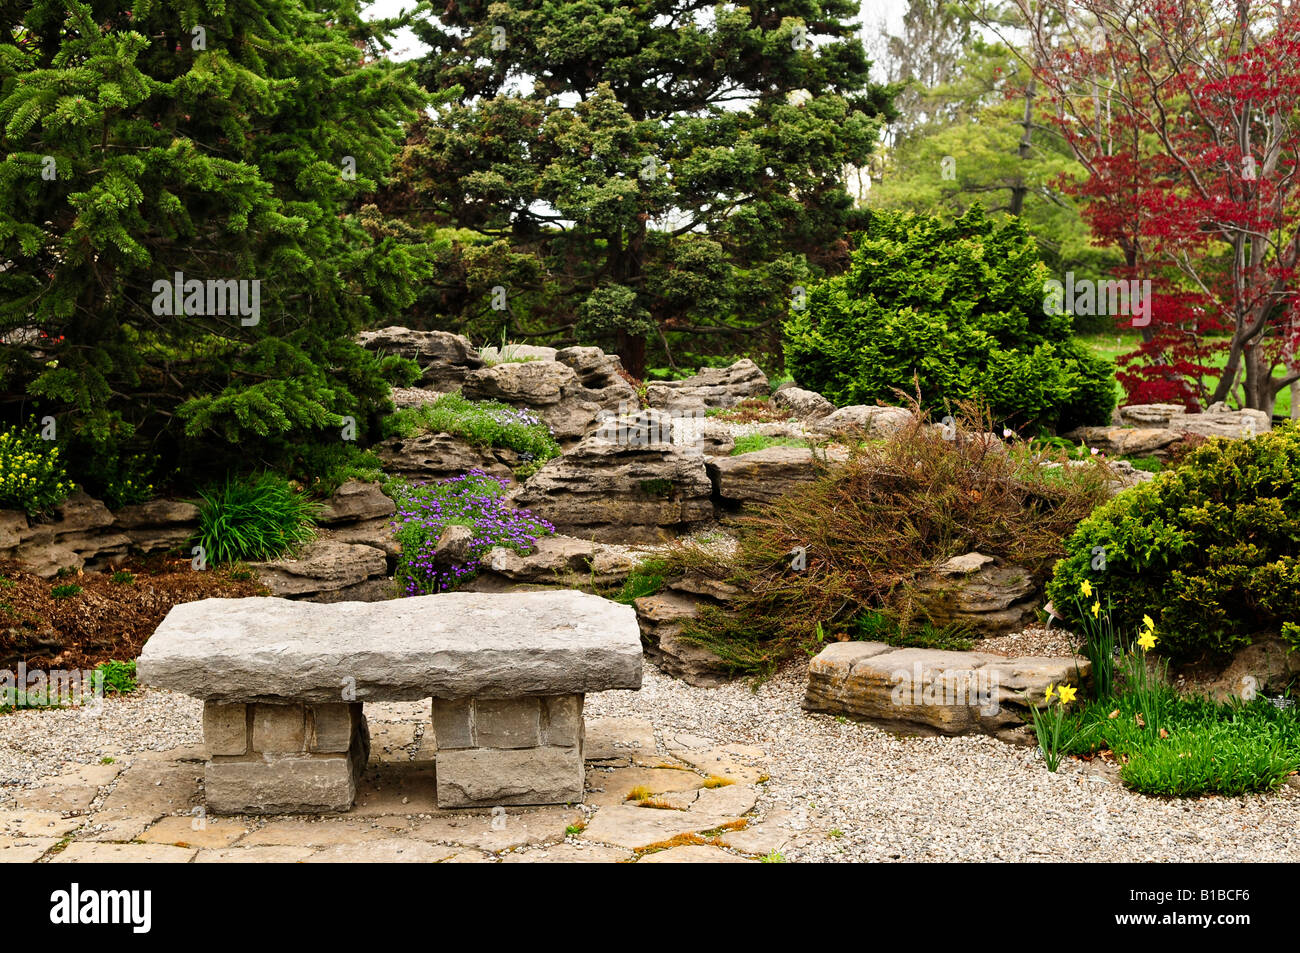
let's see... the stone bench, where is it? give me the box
[137,590,642,814]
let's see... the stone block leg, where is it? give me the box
[203,701,368,814]
[432,694,584,808]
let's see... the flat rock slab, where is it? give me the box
[138,590,642,702]
[803,641,1089,737]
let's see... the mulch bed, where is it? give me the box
[0,557,266,669]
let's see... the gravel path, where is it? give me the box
[3,663,1296,861]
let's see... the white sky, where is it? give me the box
[364,0,910,64]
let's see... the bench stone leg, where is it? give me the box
[431,694,584,808]
[202,701,368,814]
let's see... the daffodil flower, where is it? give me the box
[1137,630,1157,651]
[1090,600,1101,618]
[1058,684,1078,705]
[1142,613,1155,631]
[1081,579,1093,598]
[1044,683,1056,702]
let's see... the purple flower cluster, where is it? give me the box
[488,404,552,434]
[390,468,554,596]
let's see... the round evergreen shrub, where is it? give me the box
[1046,424,1300,660]
[783,206,1115,431]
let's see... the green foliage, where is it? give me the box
[1,0,432,488]
[849,609,973,651]
[0,420,73,514]
[383,393,562,480]
[396,0,895,373]
[1047,424,1300,660]
[110,570,135,585]
[1062,685,1300,796]
[613,560,668,605]
[289,443,386,495]
[95,659,137,695]
[193,474,318,565]
[730,434,808,455]
[784,207,1116,430]
[50,583,82,599]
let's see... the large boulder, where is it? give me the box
[811,404,914,439]
[707,445,846,508]
[773,386,834,420]
[513,434,714,543]
[357,326,484,391]
[373,431,516,482]
[111,499,200,556]
[315,481,394,526]
[1067,402,1271,460]
[802,641,1089,738]
[248,539,389,600]
[1119,402,1270,438]
[0,491,128,576]
[463,353,637,442]
[910,552,1040,636]
[644,359,769,413]
[633,586,739,687]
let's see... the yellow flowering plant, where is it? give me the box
[1027,681,1092,772]
[0,422,74,515]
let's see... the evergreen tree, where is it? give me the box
[0,0,428,493]
[392,0,894,377]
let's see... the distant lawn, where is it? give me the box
[1076,332,1293,419]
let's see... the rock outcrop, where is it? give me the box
[810,404,914,439]
[356,326,484,391]
[910,552,1040,637]
[707,445,847,508]
[644,360,769,413]
[513,430,714,543]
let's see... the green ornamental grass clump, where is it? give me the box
[784,206,1115,431]
[1046,422,1300,661]
[193,474,318,564]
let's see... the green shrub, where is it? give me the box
[0,421,74,514]
[290,443,386,494]
[1046,424,1300,661]
[95,660,138,695]
[730,434,808,455]
[383,393,561,479]
[783,207,1115,431]
[51,583,82,599]
[193,474,319,565]
[111,570,135,585]
[850,609,973,651]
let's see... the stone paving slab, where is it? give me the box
[0,713,769,863]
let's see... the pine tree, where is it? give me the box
[392,0,895,377]
[0,0,428,492]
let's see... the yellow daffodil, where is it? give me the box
[1058,684,1078,705]
[1044,683,1056,702]
[1090,600,1101,618]
[1142,613,1155,631]
[1137,629,1157,651]
[1080,579,1093,598]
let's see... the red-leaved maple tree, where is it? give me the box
[1012,0,1300,412]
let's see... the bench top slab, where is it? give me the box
[138,591,643,703]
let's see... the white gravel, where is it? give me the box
[0,690,203,797]
[4,664,1296,861]
[586,663,1300,863]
